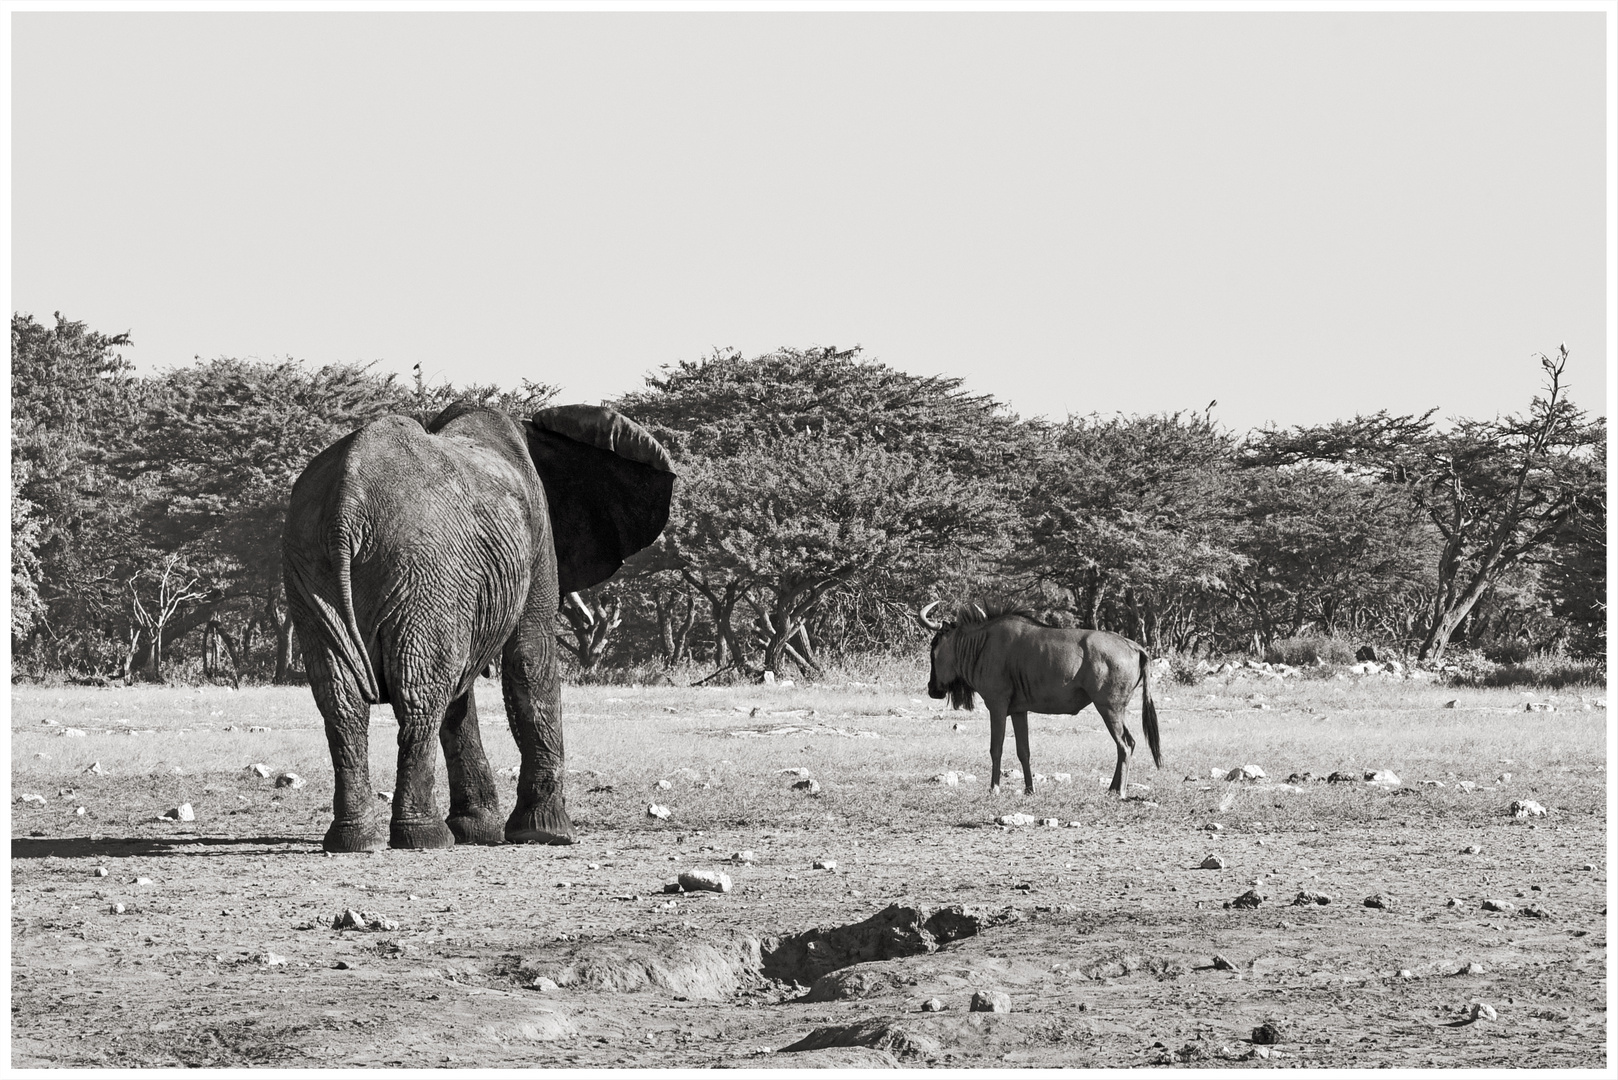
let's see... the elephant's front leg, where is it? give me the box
[440,690,504,845]
[501,611,574,844]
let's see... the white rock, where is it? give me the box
[779,680,794,688]
[677,869,733,893]
[646,804,671,820]
[1470,1002,1497,1022]
[1497,772,1512,784]
[779,767,811,778]
[1365,770,1401,786]
[731,850,757,864]
[996,813,1037,827]
[1053,772,1072,783]
[75,806,86,816]
[813,859,837,871]
[62,728,87,738]
[1457,781,1476,793]
[1040,818,1060,828]
[93,866,109,878]
[792,778,821,795]
[1510,799,1547,818]
[258,950,288,966]
[18,793,46,805]
[529,976,560,991]
[1226,764,1266,782]
[84,762,105,775]
[1200,854,1227,869]
[275,772,305,789]
[1524,702,1555,712]
[163,803,195,822]
[134,877,152,885]
[970,989,1011,1013]
[111,903,126,915]
[246,763,271,778]
[655,779,672,790]
[932,772,960,786]
[762,671,775,685]
[961,774,977,783]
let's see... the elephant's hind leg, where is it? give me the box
[307,652,386,854]
[440,690,504,845]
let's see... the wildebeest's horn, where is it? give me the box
[970,602,987,621]
[917,600,944,631]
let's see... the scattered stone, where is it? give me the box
[1445,897,1462,908]
[1444,699,1458,709]
[920,998,944,1012]
[931,771,960,786]
[1581,863,1595,872]
[258,950,287,967]
[1326,771,1358,783]
[1365,770,1400,786]
[1251,702,1271,711]
[62,728,87,738]
[111,903,126,915]
[1497,773,1513,784]
[1510,799,1546,818]
[84,762,105,775]
[93,866,109,878]
[134,877,152,885]
[1524,702,1554,712]
[1462,844,1482,855]
[1470,1002,1497,1022]
[996,813,1037,827]
[1518,904,1550,919]
[529,976,560,991]
[18,793,45,805]
[646,804,671,820]
[1200,854,1227,870]
[275,772,305,790]
[813,859,837,871]
[1204,822,1224,832]
[732,850,757,864]
[1355,645,1377,662]
[969,990,1011,1013]
[376,791,392,802]
[677,869,733,894]
[655,779,672,790]
[1226,764,1265,782]
[161,803,195,822]
[332,909,398,931]
[1397,968,1414,979]
[961,775,977,784]
[1212,954,1237,971]
[1363,893,1394,910]
[1230,889,1263,909]
[1251,1022,1281,1045]
[1052,773,1071,783]
[1456,961,1487,975]
[333,961,351,970]
[1457,781,1476,793]
[793,778,822,795]
[1291,891,1331,906]
[1481,898,1515,913]
[246,763,271,778]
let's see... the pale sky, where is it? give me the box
[10,11,1610,432]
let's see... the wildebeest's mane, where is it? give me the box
[952,602,1056,629]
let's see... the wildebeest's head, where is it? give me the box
[918,600,977,710]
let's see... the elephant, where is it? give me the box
[282,400,675,852]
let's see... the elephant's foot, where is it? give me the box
[323,818,387,854]
[505,801,575,845]
[447,807,506,846]
[389,819,456,850]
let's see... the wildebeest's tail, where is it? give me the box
[1139,651,1162,768]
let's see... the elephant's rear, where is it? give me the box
[283,414,539,709]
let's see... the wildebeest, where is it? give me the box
[919,602,1161,798]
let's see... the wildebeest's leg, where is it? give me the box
[307,649,385,853]
[503,592,574,844]
[440,690,504,845]
[1095,703,1136,799]
[1012,711,1035,795]
[988,706,1008,794]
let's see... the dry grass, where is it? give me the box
[11,673,1607,843]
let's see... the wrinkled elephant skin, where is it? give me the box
[283,402,674,851]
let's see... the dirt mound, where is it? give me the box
[480,1008,577,1044]
[520,933,763,1000]
[781,1017,944,1059]
[763,902,1019,985]
[722,1047,900,1069]
[804,961,907,1002]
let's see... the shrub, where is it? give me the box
[1265,633,1357,666]
[1163,652,1204,686]
[1483,639,1532,665]
[1450,654,1606,690]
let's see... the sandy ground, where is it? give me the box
[9,681,1612,1068]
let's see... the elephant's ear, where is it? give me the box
[525,405,677,594]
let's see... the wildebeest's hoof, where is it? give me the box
[322,818,386,853]
[1024,786,1035,796]
[446,809,505,846]
[506,803,575,845]
[389,819,455,849]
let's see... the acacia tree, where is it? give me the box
[1013,411,1242,650]
[1246,349,1603,660]
[672,435,994,679]
[122,357,406,680]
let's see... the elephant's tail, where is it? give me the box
[284,530,383,705]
